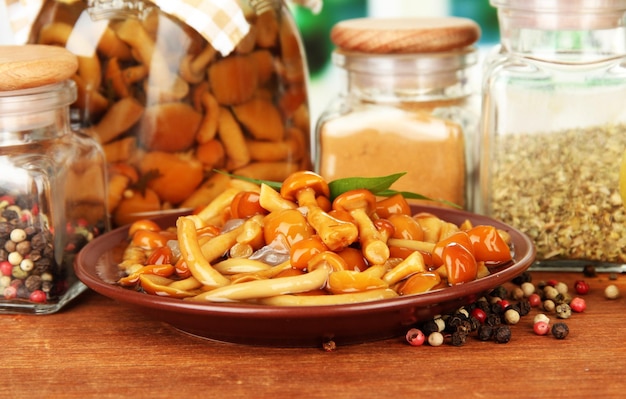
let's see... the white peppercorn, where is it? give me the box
[605,284,620,299]
[555,281,568,295]
[543,299,556,312]
[521,282,535,297]
[534,313,550,325]
[544,285,559,300]
[428,332,444,347]
[433,317,445,333]
[504,308,520,325]
[19,258,34,272]
[7,251,23,266]
[0,275,10,287]
[511,287,524,301]
[10,228,26,243]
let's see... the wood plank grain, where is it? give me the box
[2,271,626,398]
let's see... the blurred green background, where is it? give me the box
[290,0,499,124]
[292,0,498,79]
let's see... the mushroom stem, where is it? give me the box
[259,183,297,212]
[382,250,427,285]
[179,45,216,83]
[332,189,390,265]
[351,208,389,265]
[297,188,358,251]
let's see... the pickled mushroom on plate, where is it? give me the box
[114,171,515,305]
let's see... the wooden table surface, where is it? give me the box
[2,270,626,399]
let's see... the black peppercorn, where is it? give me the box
[475,299,490,313]
[494,325,512,343]
[583,264,597,277]
[467,316,480,332]
[24,275,42,291]
[2,208,18,220]
[511,271,532,285]
[451,331,467,346]
[420,319,439,336]
[477,325,494,341]
[516,299,531,316]
[485,313,501,327]
[446,314,466,332]
[552,322,569,339]
[490,286,507,299]
[490,302,504,315]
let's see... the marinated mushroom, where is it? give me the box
[333,189,390,265]
[85,97,144,144]
[280,171,358,251]
[179,45,216,84]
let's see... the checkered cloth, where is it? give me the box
[5,0,42,44]
[152,0,322,55]
[152,0,249,56]
[5,0,322,54]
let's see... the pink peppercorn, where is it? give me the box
[533,321,550,336]
[0,260,12,276]
[3,286,17,300]
[574,280,590,295]
[406,328,425,346]
[0,195,15,205]
[528,293,542,307]
[570,297,586,313]
[29,290,46,303]
[471,308,487,324]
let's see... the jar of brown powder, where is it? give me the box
[315,17,481,209]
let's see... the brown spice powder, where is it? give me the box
[319,108,466,207]
[490,124,626,263]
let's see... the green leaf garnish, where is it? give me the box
[213,169,282,190]
[212,169,461,208]
[328,173,406,199]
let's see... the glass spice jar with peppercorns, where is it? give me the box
[0,44,109,314]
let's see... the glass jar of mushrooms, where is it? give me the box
[27,0,312,227]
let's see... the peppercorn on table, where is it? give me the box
[2,271,625,398]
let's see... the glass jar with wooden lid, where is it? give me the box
[480,0,626,268]
[315,17,481,209]
[0,44,108,313]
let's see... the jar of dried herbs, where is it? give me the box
[479,0,626,267]
[315,17,481,209]
[0,45,108,313]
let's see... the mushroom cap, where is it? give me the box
[280,171,330,201]
[332,189,377,214]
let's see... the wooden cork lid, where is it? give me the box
[0,45,78,91]
[330,17,481,54]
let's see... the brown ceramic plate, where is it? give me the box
[74,205,535,347]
